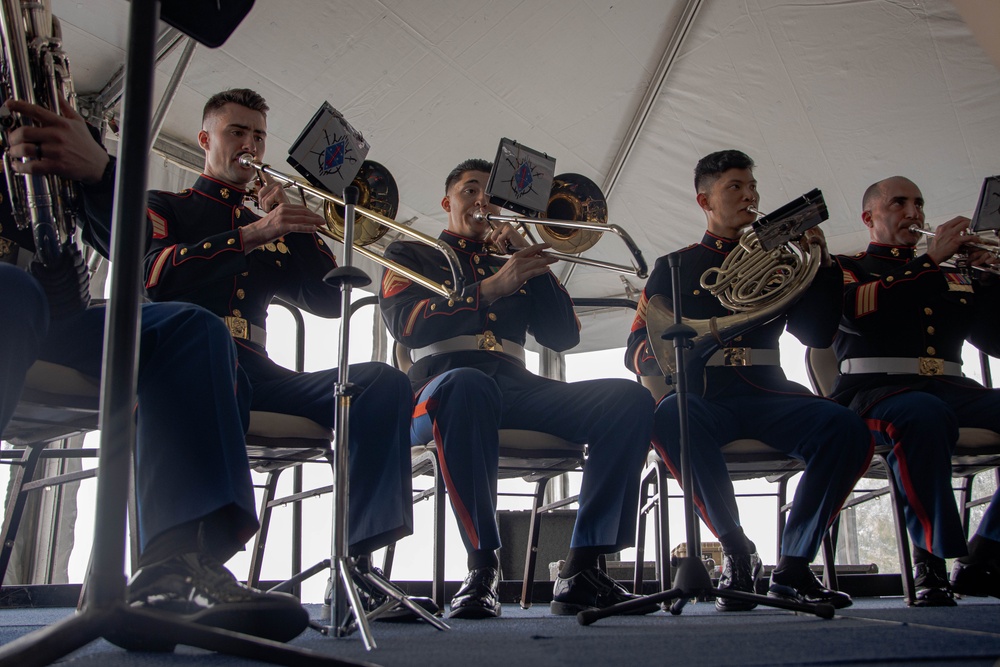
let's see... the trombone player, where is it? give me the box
[379,158,656,618]
[625,149,872,610]
[832,176,1000,603]
[140,88,428,616]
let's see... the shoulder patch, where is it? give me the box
[381,270,412,298]
[148,209,168,239]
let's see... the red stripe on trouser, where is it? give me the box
[651,436,718,538]
[430,418,480,550]
[869,418,935,551]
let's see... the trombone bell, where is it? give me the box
[535,173,606,254]
[323,160,398,246]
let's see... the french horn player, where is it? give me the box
[624,149,872,611]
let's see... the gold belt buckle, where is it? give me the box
[477,331,502,352]
[918,357,944,376]
[723,347,750,366]
[224,315,249,340]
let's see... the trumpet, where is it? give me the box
[471,173,648,278]
[908,224,1000,275]
[239,154,465,299]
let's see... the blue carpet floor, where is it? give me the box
[1,597,998,666]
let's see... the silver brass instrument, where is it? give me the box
[908,224,1000,276]
[239,154,465,299]
[472,173,648,278]
[0,0,89,314]
[646,191,827,384]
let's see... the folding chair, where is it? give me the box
[1,360,100,593]
[632,374,834,594]
[805,346,1000,605]
[391,341,586,609]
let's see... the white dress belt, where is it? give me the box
[411,334,526,365]
[839,357,963,377]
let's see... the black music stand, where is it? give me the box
[0,2,368,665]
[320,188,449,650]
[578,252,835,626]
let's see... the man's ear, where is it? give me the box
[441,195,451,213]
[197,129,210,151]
[696,191,710,212]
[861,210,873,228]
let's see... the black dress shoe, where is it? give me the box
[322,566,440,622]
[122,551,308,650]
[715,551,762,612]
[449,567,501,619]
[951,558,1000,598]
[913,559,956,607]
[767,568,852,609]
[551,567,658,616]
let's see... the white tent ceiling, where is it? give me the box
[51,0,1000,352]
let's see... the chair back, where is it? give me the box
[805,346,839,397]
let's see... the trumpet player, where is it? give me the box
[379,158,655,618]
[0,97,312,642]
[140,88,431,619]
[625,149,872,610]
[832,176,1000,604]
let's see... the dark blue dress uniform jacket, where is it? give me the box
[142,175,414,553]
[1,162,259,552]
[624,231,844,394]
[833,243,1000,413]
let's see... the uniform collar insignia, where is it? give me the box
[440,230,487,254]
[867,242,915,261]
[194,174,251,208]
[702,231,737,254]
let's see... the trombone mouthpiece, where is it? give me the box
[472,209,489,223]
[238,153,256,168]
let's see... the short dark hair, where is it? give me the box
[202,88,269,124]
[445,158,493,194]
[694,150,754,193]
[861,180,885,213]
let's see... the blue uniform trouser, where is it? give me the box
[411,367,654,553]
[0,264,48,431]
[864,383,1000,555]
[239,353,414,554]
[0,264,258,552]
[653,392,873,559]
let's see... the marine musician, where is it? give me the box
[140,88,425,616]
[625,149,872,610]
[378,158,656,618]
[832,176,1000,604]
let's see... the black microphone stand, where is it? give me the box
[578,252,835,626]
[320,187,448,650]
[0,3,369,665]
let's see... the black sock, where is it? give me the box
[559,547,602,578]
[137,509,245,569]
[771,556,811,585]
[912,545,941,565]
[718,528,754,555]
[468,549,498,571]
[137,520,201,569]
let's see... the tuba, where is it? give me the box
[0,0,89,315]
[645,189,828,389]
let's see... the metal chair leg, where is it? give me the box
[0,444,45,584]
[520,477,550,609]
[247,469,283,588]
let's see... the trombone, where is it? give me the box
[472,173,648,279]
[239,154,465,299]
[908,224,1000,276]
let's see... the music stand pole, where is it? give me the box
[321,189,448,649]
[0,3,368,664]
[578,252,835,626]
